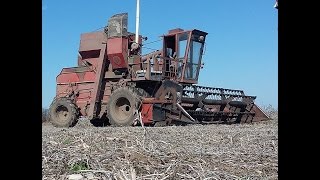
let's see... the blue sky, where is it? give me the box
[42,0,278,109]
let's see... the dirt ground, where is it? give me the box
[42,119,278,180]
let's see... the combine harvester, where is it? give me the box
[49,1,269,127]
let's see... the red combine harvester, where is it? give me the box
[49,13,269,127]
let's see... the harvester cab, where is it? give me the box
[162,29,208,84]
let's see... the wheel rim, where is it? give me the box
[55,105,69,122]
[114,97,132,121]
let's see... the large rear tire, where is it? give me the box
[49,98,79,127]
[107,87,143,126]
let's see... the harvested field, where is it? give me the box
[42,119,278,180]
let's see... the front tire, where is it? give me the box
[49,98,79,127]
[107,87,141,126]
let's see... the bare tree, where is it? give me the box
[262,104,278,119]
[42,108,49,122]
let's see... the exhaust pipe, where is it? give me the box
[135,0,140,44]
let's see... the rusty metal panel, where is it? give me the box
[107,37,126,54]
[57,71,95,84]
[77,82,95,88]
[79,31,107,52]
[61,67,91,73]
[250,105,270,122]
[56,84,69,98]
[82,72,95,82]
[77,91,91,100]
[87,42,108,119]
[100,82,112,103]
[107,13,128,38]
[168,28,184,34]
[107,37,128,69]
[75,102,88,116]
[102,90,112,102]
[141,104,153,124]
[57,73,80,83]
[78,58,99,68]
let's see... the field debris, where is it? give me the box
[42,119,278,180]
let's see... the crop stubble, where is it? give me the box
[42,119,278,180]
